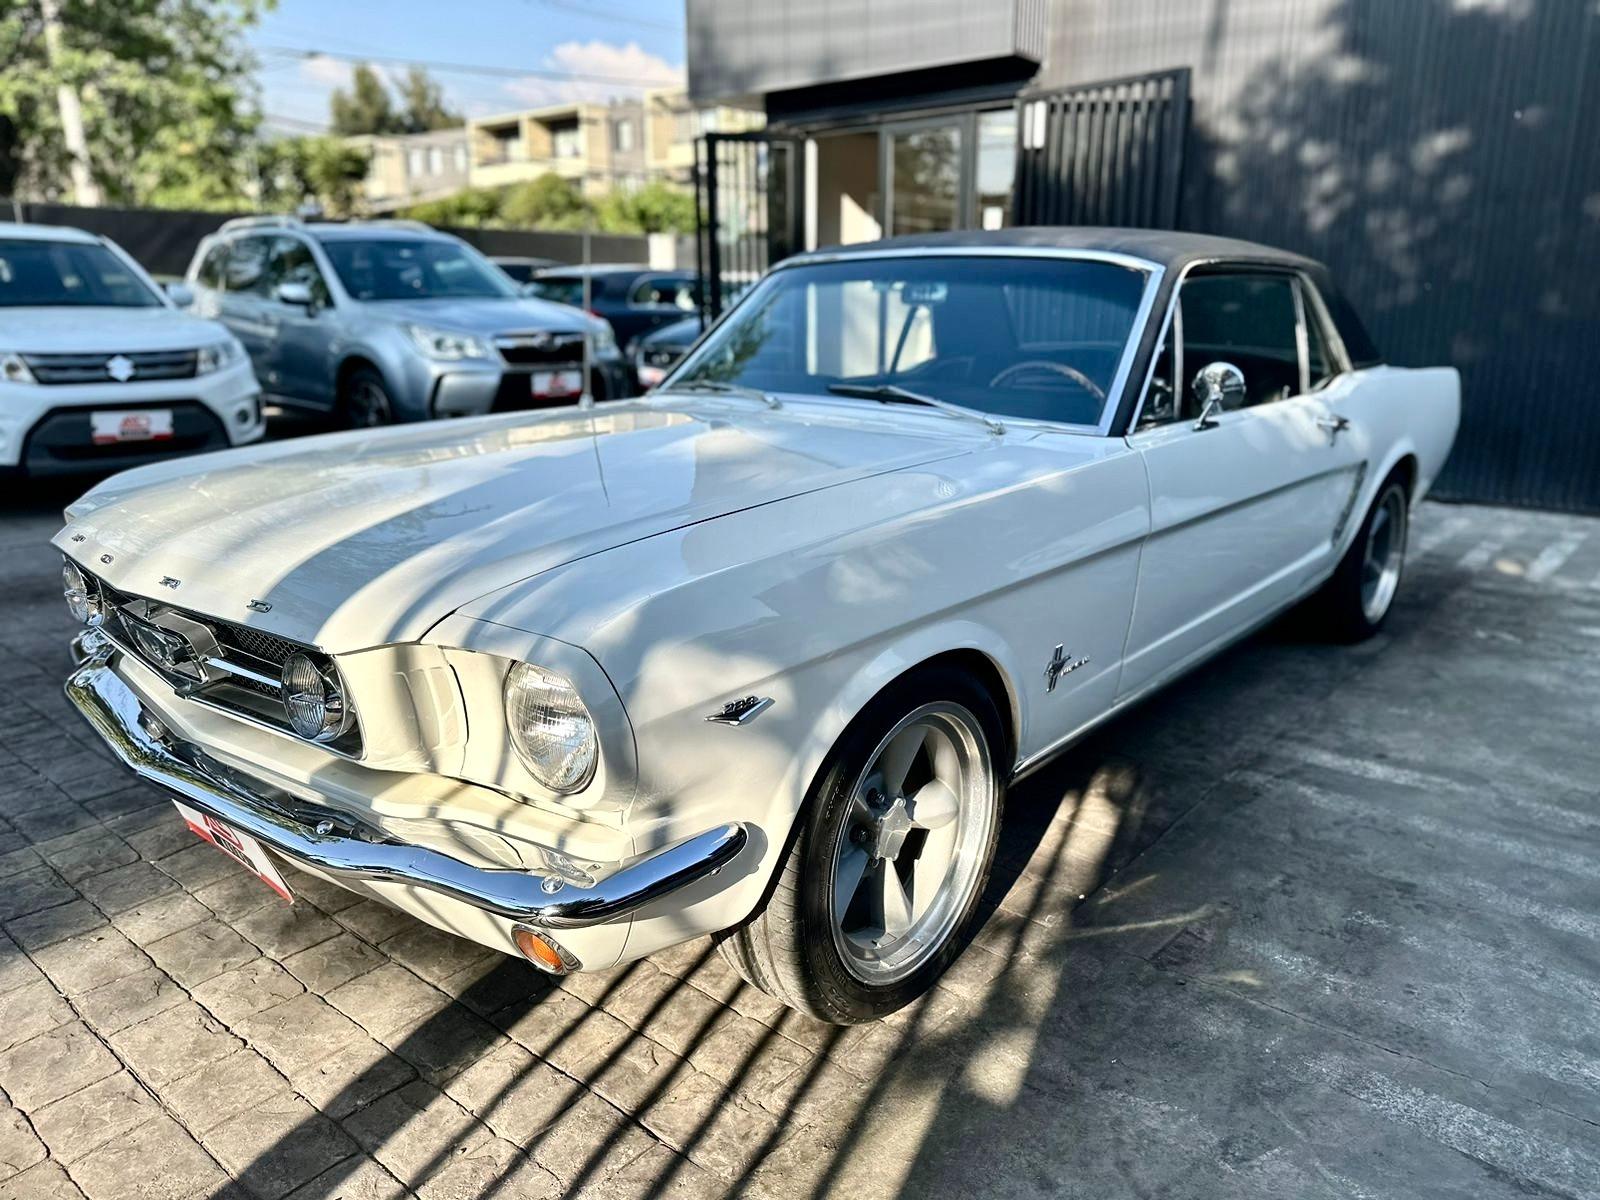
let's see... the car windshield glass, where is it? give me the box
[526,277,586,307]
[670,255,1148,427]
[319,238,517,301]
[0,239,161,308]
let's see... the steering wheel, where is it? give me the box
[987,360,1106,405]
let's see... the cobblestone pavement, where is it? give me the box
[2,484,1598,1200]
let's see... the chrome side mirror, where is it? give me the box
[1192,361,1246,430]
[275,281,315,310]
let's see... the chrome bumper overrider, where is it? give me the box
[65,648,747,929]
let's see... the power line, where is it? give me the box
[257,44,682,89]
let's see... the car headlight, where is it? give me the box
[504,662,597,793]
[406,325,491,361]
[196,337,246,375]
[61,559,105,626]
[280,651,353,743]
[1,352,36,385]
[588,323,617,357]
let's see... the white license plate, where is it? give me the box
[91,409,173,444]
[531,370,582,399]
[172,801,293,902]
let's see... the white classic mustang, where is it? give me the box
[57,230,1459,1024]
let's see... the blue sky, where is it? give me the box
[251,0,687,132]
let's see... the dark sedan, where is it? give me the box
[525,265,700,354]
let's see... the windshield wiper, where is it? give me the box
[658,380,781,409]
[826,383,1004,434]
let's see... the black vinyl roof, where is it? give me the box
[796,226,1322,273]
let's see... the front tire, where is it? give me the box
[341,366,394,428]
[718,665,1005,1024]
[1316,472,1410,641]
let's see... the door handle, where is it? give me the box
[1316,415,1351,439]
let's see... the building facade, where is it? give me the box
[686,0,1600,514]
[467,99,647,198]
[346,128,471,213]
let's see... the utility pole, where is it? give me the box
[40,0,100,206]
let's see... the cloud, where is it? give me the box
[299,54,353,88]
[502,40,684,108]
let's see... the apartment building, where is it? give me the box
[346,128,471,212]
[642,87,766,186]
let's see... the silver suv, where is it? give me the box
[179,218,629,424]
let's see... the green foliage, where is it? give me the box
[592,180,698,235]
[395,66,459,134]
[501,173,590,230]
[399,172,697,235]
[257,136,371,217]
[0,0,266,204]
[329,63,459,137]
[402,186,506,228]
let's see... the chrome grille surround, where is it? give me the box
[495,331,587,367]
[22,349,199,385]
[84,568,362,755]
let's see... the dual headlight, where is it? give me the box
[504,662,597,794]
[196,337,246,375]
[406,324,491,361]
[280,652,353,743]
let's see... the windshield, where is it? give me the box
[669,255,1149,427]
[0,239,161,308]
[525,276,586,307]
[319,238,518,301]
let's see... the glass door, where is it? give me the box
[885,118,965,236]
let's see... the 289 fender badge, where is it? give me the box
[706,695,774,726]
[1044,644,1090,692]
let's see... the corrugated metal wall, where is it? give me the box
[1039,0,1600,513]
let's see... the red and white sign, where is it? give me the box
[172,801,294,902]
[91,409,174,445]
[531,370,583,400]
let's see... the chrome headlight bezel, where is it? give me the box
[61,558,105,626]
[406,324,492,362]
[280,651,354,744]
[196,336,246,375]
[503,662,598,795]
[588,322,617,357]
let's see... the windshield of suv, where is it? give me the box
[668,255,1149,428]
[319,238,518,301]
[0,239,161,308]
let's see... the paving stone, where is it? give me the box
[0,1105,46,1181]
[539,1005,637,1083]
[31,926,148,995]
[383,1003,505,1087]
[74,968,187,1035]
[234,902,341,959]
[236,992,369,1076]
[341,1080,495,1188]
[146,918,257,987]
[206,1090,356,1200]
[443,1042,582,1145]
[8,801,98,845]
[527,1090,654,1188]
[157,1049,287,1136]
[79,785,165,825]
[34,829,136,883]
[439,956,553,1019]
[69,1112,227,1200]
[110,1003,240,1089]
[3,899,105,952]
[378,927,497,989]
[588,1031,688,1116]
[0,1022,119,1111]
[493,988,599,1062]
[569,1142,727,1200]
[0,867,76,922]
[281,934,385,996]
[326,964,450,1042]
[604,963,735,1058]
[191,958,305,1026]
[29,1072,161,1164]
[414,1136,555,1200]
[286,1036,416,1121]
[332,900,416,946]
[639,1068,785,1182]
[73,860,179,915]
[109,891,212,947]
[283,1154,409,1200]
[0,846,41,880]
[119,818,195,863]
[679,1010,811,1107]
[193,872,281,923]
[0,1159,83,1200]
[0,937,45,997]
[0,979,72,1053]
[155,840,242,890]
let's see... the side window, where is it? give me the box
[224,236,272,297]
[1301,280,1340,391]
[196,244,230,290]
[630,275,698,309]
[1136,323,1179,429]
[1179,273,1300,408]
[267,237,331,306]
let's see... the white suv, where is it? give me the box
[0,222,264,476]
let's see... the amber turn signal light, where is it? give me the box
[512,926,579,975]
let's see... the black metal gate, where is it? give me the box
[694,132,805,322]
[1013,67,1191,228]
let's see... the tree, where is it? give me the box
[0,0,265,206]
[257,136,370,218]
[329,64,400,137]
[403,186,508,228]
[396,67,460,134]
[500,173,592,230]
[593,180,697,234]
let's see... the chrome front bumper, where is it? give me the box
[65,648,747,929]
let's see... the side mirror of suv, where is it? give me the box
[276,281,316,311]
[164,282,195,309]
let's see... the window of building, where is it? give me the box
[976,109,1017,231]
[614,119,635,152]
[427,146,443,175]
[551,121,581,159]
[407,149,424,178]
[454,145,468,173]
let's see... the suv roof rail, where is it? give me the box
[216,214,304,234]
[358,219,436,233]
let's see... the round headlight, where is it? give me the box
[61,560,104,626]
[280,652,351,743]
[504,662,597,794]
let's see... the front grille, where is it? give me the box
[88,571,361,754]
[23,349,199,385]
[495,332,586,366]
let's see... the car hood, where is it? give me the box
[3,306,228,353]
[364,296,597,336]
[55,399,977,652]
